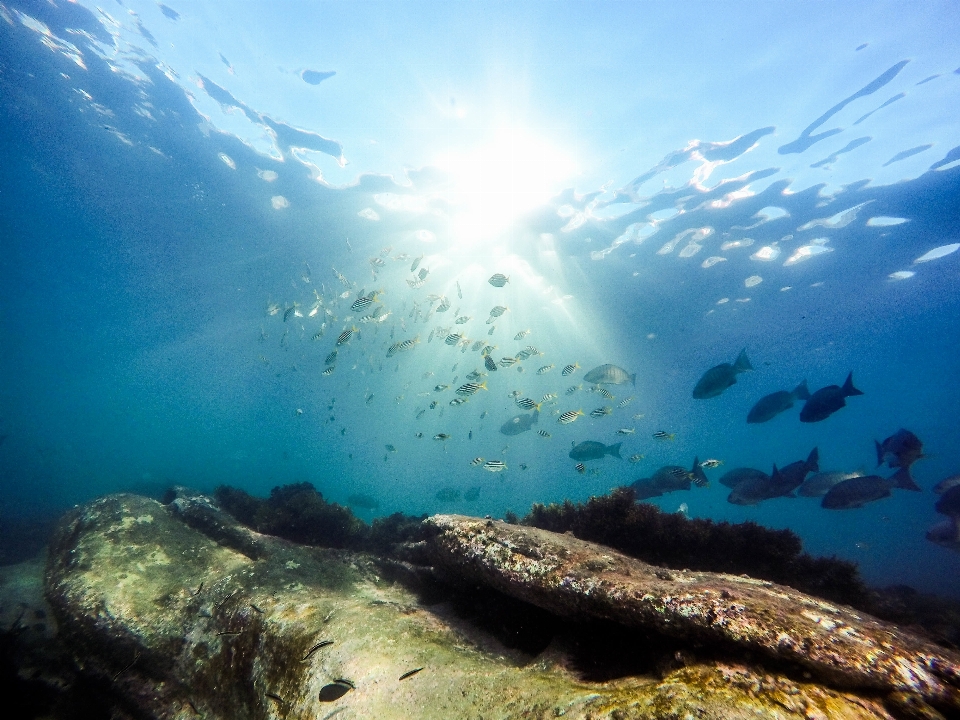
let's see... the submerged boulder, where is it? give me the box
[42,492,951,719]
[424,514,960,712]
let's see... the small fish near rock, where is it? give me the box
[693,349,752,399]
[746,380,810,423]
[799,372,863,422]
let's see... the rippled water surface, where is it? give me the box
[1,1,959,596]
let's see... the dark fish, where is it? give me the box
[484,355,498,372]
[874,429,923,491]
[728,448,818,505]
[934,475,960,495]
[568,441,622,461]
[318,680,354,702]
[798,471,863,497]
[346,493,380,510]
[488,273,509,287]
[821,475,898,509]
[935,485,960,518]
[746,381,810,423]
[635,457,708,497]
[799,372,863,422]
[583,364,636,386]
[435,487,461,502]
[926,517,960,552]
[500,411,539,436]
[718,467,768,489]
[692,349,752,399]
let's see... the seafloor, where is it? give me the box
[1,484,959,719]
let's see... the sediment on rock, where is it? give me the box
[424,514,960,712]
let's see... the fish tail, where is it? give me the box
[891,466,921,491]
[735,349,753,372]
[794,379,810,401]
[609,442,622,459]
[842,371,863,397]
[806,447,820,473]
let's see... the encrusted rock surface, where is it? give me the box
[424,514,960,713]
[41,492,938,719]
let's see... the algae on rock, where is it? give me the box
[42,493,929,719]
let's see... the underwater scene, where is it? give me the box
[3,1,960,718]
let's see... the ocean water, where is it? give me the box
[1,0,959,598]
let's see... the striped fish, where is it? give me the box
[537,364,555,375]
[562,363,580,376]
[455,316,470,324]
[407,277,426,289]
[336,326,358,345]
[558,409,583,425]
[437,296,451,312]
[515,349,532,361]
[574,463,586,474]
[541,393,558,403]
[514,330,530,340]
[483,460,507,472]
[516,398,540,410]
[595,387,615,400]
[537,430,551,438]
[618,396,634,408]
[449,397,469,406]
[499,357,518,368]
[566,384,582,395]
[387,336,419,357]
[590,406,612,418]
[484,355,498,371]
[325,350,338,365]
[445,333,463,346]
[322,366,336,376]
[470,457,485,466]
[466,370,486,381]
[456,382,487,396]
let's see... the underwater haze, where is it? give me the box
[2,0,960,596]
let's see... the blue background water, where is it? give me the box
[1,0,959,596]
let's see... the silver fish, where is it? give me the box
[488,273,509,288]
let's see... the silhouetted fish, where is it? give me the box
[693,349,752,399]
[799,372,863,422]
[728,448,818,505]
[821,476,895,509]
[874,428,924,491]
[746,380,810,423]
[798,470,863,497]
[568,441,622,461]
[718,467,768,489]
[499,411,539,436]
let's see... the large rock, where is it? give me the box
[43,493,929,719]
[423,515,960,715]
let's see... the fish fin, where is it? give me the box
[770,464,781,480]
[735,349,753,372]
[891,466,921,491]
[794,380,810,401]
[807,447,820,473]
[630,373,637,386]
[609,442,622,459]
[874,440,885,467]
[842,371,864,397]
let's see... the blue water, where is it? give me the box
[2,0,960,597]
